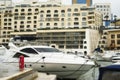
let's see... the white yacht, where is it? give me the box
[1,42,95,79]
[0,43,94,78]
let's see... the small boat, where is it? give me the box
[98,64,120,80]
[1,42,95,79]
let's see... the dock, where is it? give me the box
[0,63,56,80]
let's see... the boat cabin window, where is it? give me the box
[20,48,38,54]
[13,52,29,58]
[35,48,61,52]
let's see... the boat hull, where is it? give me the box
[4,61,94,79]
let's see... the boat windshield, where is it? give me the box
[35,48,61,52]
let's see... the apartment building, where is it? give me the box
[94,3,111,26]
[0,1,102,55]
[99,29,120,50]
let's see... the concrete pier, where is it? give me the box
[0,63,56,80]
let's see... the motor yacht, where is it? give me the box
[1,42,95,79]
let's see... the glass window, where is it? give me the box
[74,8,78,12]
[28,8,32,11]
[67,8,71,12]
[117,40,120,44]
[54,23,57,26]
[40,23,43,26]
[68,13,71,17]
[82,22,86,25]
[20,48,38,54]
[47,10,51,13]
[117,34,120,38]
[111,34,115,39]
[21,9,25,11]
[13,52,29,58]
[82,12,87,16]
[54,10,58,13]
[40,10,44,13]
[46,23,50,26]
[74,18,78,21]
[61,10,65,13]
[35,8,38,11]
[35,48,61,52]
[82,17,86,21]
[15,9,18,12]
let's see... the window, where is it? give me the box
[68,13,71,17]
[35,8,38,11]
[46,14,51,17]
[102,41,105,44]
[67,8,71,12]
[111,34,115,39]
[27,17,31,19]
[13,52,29,58]
[46,23,50,26]
[40,23,43,26]
[28,8,32,11]
[74,22,79,25]
[27,25,30,28]
[74,18,78,21]
[84,41,87,44]
[21,9,25,12]
[40,10,44,13]
[20,21,24,24]
[68,22,71,26]
[82,17,86,21]
[61,14,65,17]
[34,21,37,23]
[84,46,87,49]
[117,40,120,44]
[34,16,37,19]
[54,14,58,17]
[47,10,51,13]
[54,10,58,13]
[54,23,57,26]
[117,34,120,38]
[35,48,60,52]
[40,14,43,17]
[15,9,18,12]
[20,48,38,54]
[14,21,17,24]
[61,23,64,26]
[61,10,65,13]
[74,8,78,12]
[4,19,7,21]
[82,22,86,25]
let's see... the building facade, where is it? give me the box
[72,0,92,6]
[99,29,120,50]
[0,1,102,55]
[36,29,100,55]
[94,3,111,27]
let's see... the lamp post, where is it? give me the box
[114,15,117,28]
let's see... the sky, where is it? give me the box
[12,0,120,18]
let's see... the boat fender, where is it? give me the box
[19,55,24,71]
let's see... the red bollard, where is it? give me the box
[19,55,24,71]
